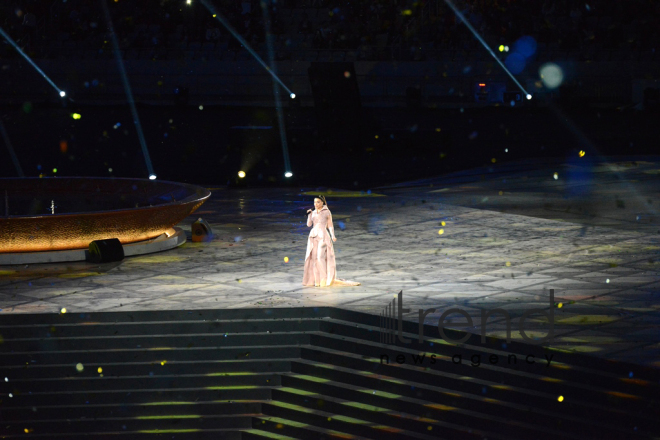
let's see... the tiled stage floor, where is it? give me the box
[2,157,659,367]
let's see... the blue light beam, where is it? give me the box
[442,0,531,98]
[199,0,295,98]
[260,0,292,176]
[100,0,155,179]
[0,120,24,177]
[0,27,66,98]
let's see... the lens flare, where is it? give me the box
[238,171,246,178]
[539,63,564,89]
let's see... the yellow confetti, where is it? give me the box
[76,363,84,372]
[558,303,563,308]
[441,221,446,226]
[60,308,67,314]
[284,257,289,263]
[438,229,444,235]
[327,417,332,421]
[558,395,564,402]
[161,361,167,366]
[98,367,103,373]
[505,261,511,267]
[428,426,433,431]
[579,150,585,157]
[491,158,497,163]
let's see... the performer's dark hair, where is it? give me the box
[315,195,327,205]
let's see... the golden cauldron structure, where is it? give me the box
[0,177,210,254]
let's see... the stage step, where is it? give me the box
[1,307,658,439]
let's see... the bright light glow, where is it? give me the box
[526,94,532,100]
[553,172,558,180]
[186,0,192,4]
[238,171,246,178]
[539,62,564,89]
[60,308,67,314]
[290,93,296,99]
[59,91,66,97]
[579,150,586,157]
[72,113,81,120]
[498,45,504,52]
[149,174,157,180]
[479,83,486,87]
[504,45,509,52]
[558,396,564,402]
[284,171,293,178]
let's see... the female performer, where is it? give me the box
[302,195,360,287]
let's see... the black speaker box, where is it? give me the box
[88,238,125,263]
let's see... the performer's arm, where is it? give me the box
[307,210,313,227]
[328,212,336,241]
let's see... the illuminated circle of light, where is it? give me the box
[290,93,296,99]
[149,174,157,180]
[59,91,66,97]
[284,171,293,178]
[539,62,564,89]
[526,94,532,100]
[238,171,246,178]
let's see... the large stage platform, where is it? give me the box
[1,158,659,368]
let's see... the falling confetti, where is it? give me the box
[505,261,511,267]
[553,173,558,180]
[60,308,67,314]
[97,367,103,373]
[76,363,84,372]
[579,150,586,157]
[558,395,564,402]
[284,257,289,263]
[438,229,444,235]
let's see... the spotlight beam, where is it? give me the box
[260,0,292,175]
[0,120,24,177]
[100,0,155,179]
[0,27,65,97]
[442,0,530,97]
[199,0,294,98]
